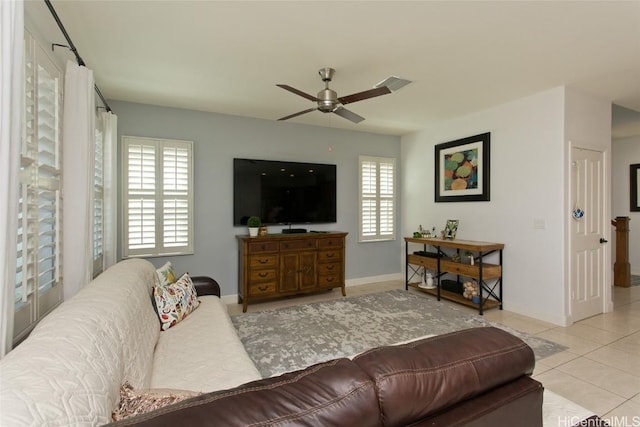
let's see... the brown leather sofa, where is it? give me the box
[109,326,542,426]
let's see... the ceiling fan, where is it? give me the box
[277,67,392,124]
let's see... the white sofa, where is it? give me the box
[0,258,261,426]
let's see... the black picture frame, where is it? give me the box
[435,132,490,202]
[631,164,640,212]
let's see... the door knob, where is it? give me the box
[600,238,608,244]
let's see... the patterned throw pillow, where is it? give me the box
[153,273,200,331]
[155,261,177,287]
[112,382,201,421]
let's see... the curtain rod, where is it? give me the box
[44,0,113,113]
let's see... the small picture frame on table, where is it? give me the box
[444,220,459,240]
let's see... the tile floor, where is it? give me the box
[228,281,640,419]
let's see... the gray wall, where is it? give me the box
[111,101,402,296]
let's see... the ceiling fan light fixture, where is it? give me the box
[375,76,412,92]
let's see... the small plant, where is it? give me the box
[247,216,261,227]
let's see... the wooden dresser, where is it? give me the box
[237,232,347,312]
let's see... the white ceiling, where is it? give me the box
[25,1,640,137]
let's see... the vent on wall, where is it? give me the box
[375,76,412,92]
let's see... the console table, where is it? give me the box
[237,232,347,312]
[404,237,504,314]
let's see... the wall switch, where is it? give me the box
[533,218,546,230]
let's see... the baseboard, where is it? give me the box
[221,294,238,305]
[345,273,402,287]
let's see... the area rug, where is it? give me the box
[231,289,567,378]
[631,274,640,287]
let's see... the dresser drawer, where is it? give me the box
[318,273,341,287]
[249,282,277,296]
[249,254,277,268]
[318,262,341,275]
[318,250,343,263]
[280,239,317,251]
[318,238,343,249]
[249,269,277,282]
[248,241,278,253]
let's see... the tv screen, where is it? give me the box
[234,158,337,226]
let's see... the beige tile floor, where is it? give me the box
[228,281,640,418]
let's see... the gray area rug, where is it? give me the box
[631,275,640,287]
[231,289,567,378]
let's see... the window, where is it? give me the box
[122,136,194,258]
[14,29,64,343]
[93,121,104,276]
[359,156,396,242]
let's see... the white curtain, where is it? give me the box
[101,111,118,269]
[0,0,23,358]
[62,61,95,301]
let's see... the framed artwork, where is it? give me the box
[444,219,459,240]
[435,132,490,202]
[631,164,640,212]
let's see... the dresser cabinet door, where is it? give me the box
[279,251,317,292]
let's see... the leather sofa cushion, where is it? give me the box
[353,327,535,427]
[110,358,382,427]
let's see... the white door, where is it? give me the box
[570,146,607,321]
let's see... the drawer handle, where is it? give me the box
[261,244,266,250]
[325,253,335,258]
[325,265,335,270]
[325,277,334,282]
[258,272,269,278]
[258,259,269,264]
[258,285,269,291]
[284,243,289,248]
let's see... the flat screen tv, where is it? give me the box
[234,158,337,226]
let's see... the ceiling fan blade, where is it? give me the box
[333,106,365,123]
[278,107,317,121]
[338,86,391,105]
[276,84,318,102]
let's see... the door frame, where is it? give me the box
[565,140,614,325]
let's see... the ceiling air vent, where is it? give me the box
[375,76,412,92]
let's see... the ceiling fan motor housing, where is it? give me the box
[317,88,338,112]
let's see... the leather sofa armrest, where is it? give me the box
[190,276,221,298]
[354,327,536,427]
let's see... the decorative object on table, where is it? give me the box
[463,280,479,301]
[465,251,474,265]
[419,271,435,290]
[571,161,586,220]
[258,225,268,237]
[413,231,422,238]
[247,216,261,237]
[631,163,640,212]
[435,132,490,202]
[451,253,461,263]
[444,219,459,240]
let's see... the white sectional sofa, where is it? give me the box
[0,258,261,426]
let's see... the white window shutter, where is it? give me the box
[359,156,396,242]
[122,137,193,257]
[14,30,64,344]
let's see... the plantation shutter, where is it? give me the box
[14,31,64,343]
[162,145,190,247]
[93,123,104,276]
[359,156,396,242]
[122,136,193,257]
